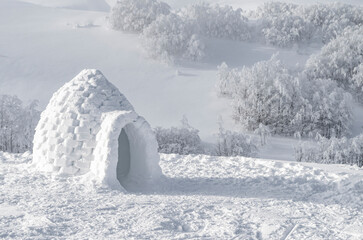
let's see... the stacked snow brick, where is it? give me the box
[33,69,134,175]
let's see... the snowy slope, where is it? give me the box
[1,0,363,162]
[20,0,110,11]
[0,0,316,143]
[0,152,362,239]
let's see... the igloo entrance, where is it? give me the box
[114,121,161,191]
[115,122,151,191]
[90,110,162,191]
[116,128,131,186]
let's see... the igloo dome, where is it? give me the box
[33,69,161,190]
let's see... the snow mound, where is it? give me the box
[32,69,161,190]
[21,0,110,12]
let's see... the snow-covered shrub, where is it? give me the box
[141,13,204,62]
[217,56,352,138]
[109,0,170,32]
[295,134,363,167]
[179,3,250,41]
[214,123,257,157]
[305,27,363,102]
[0,95,40,153]
[154,117,204,155]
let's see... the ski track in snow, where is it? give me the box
[0,152,362,239]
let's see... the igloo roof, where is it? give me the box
[33,69,135,175]
[48,69,134,114]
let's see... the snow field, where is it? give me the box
[0,0,362,238]
[0,152,362,239]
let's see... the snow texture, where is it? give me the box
[32,69,161,190]
[1,152,362,239]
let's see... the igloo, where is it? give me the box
[32,69,161,190]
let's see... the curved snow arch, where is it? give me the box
[91,110,162,191]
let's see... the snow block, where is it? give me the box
[75,160,90,170]
[77,132,91,141]
[54,157,68,167]
[59,166,79,175]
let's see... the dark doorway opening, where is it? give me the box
[116,128,131,187]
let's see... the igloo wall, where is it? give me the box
[32,69,161,189]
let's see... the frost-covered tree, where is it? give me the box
[217,56,352,138]
[305,26,363,102]
[254,123,271,146]
[0,95,40,153]
[253,2,299,18]
[298,77,352,138]
[299,3,363,43]
[218,55,302,135]
[154,116,204,155]
[109,0,170,32]
[216,62,241,98]
[253,2,313,47]
[179,3,250,41]
[252,2,363,46]
[214,119,257,157]
[295,134,363,167]
[141,13,204,62]
[261,14,313,47]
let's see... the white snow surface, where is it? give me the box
[20,0,111,11]
[1,1,363,237]
[1,152,362,239]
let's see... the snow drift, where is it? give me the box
[32,69,161,190]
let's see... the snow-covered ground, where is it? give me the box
[1,0,363,238]
[0,152,362,239]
